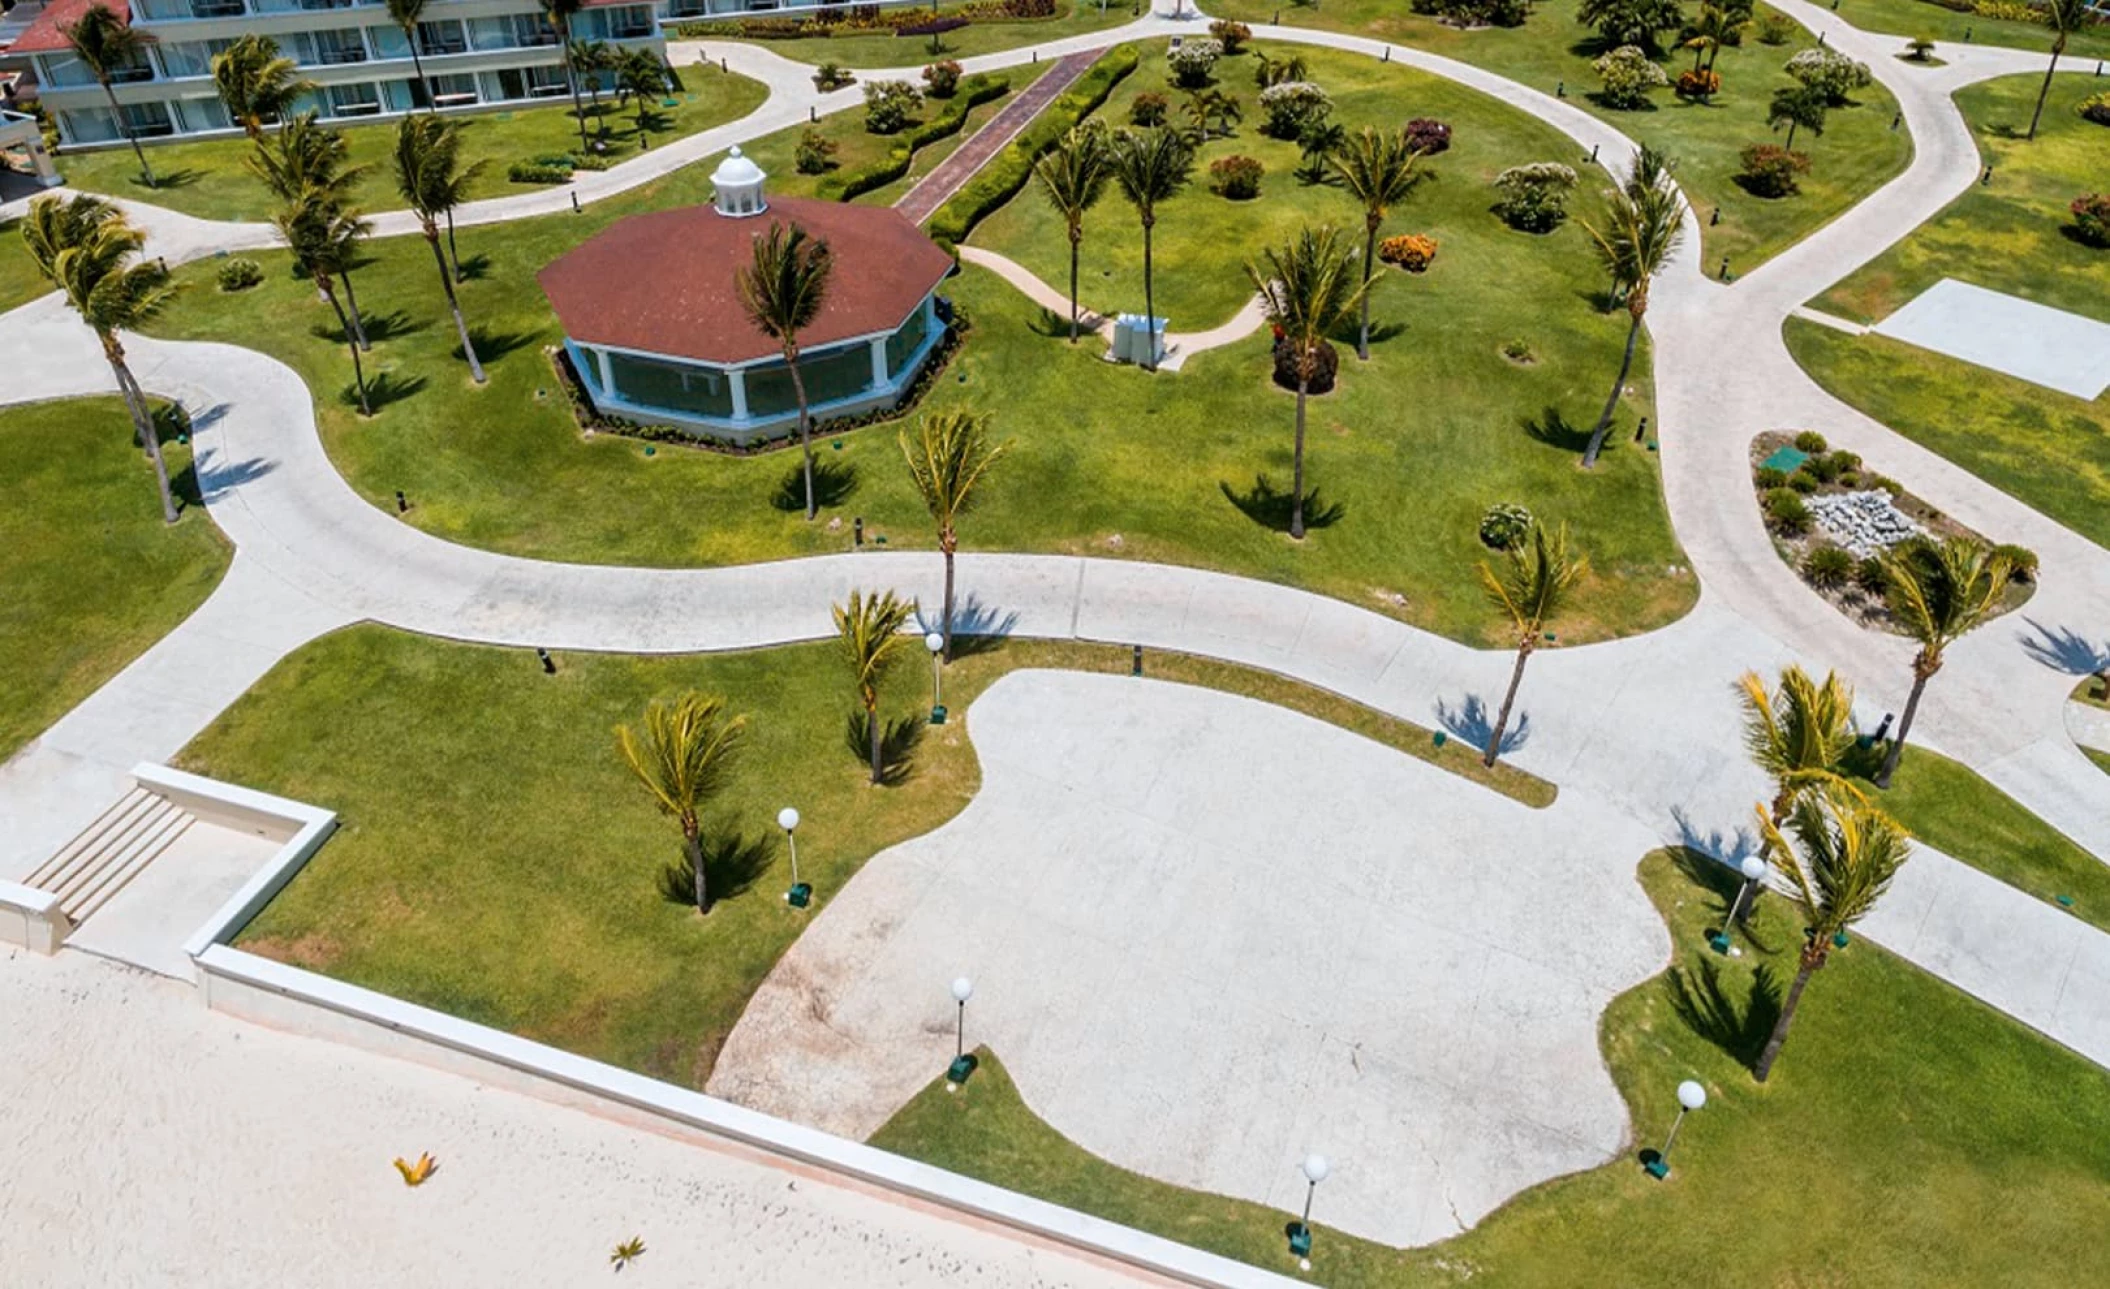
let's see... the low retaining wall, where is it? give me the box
[0,880,68,954]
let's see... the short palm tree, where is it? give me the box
[384,0,438,112]
[62,3,158,186]
[900,410,1009,661]
[1478,522,1586,768]
[273,191,373,415]
[1736,665,1860,824]
[2028,0,2092,139]
[1751,786,1912,1082]
[1328,126,1424,362]
[571,39,614,119]
[1684,4,1743,73]
[1032,125,1111,344]
[1108,127,1194,372]
[737,222,835,520]
[539,0,593,154]
[1768,85,1826,153]
[615,691,746,916]
[1578,150,1685,467]
[248,113,372,350]
[393,113,488,383]
[1872,538,2015,787]
[1245,225,1368,541]
[210,33,313,142]
[20,195,180,523]
[618,49,668,139]
[835,589,918,785]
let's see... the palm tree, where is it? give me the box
[539,0,594,155]
[1750,787,1912,1082]
[1244,225,1368,541]
[210,33,312,142]
[1032,126,1111,344]
[2028,0,2092,140]
[1108,128,1195,373]
[900,410,1009,662]
[1736,666,1860,824]
[1578,149,1686,467]
[384,0,438,112]
[273,191,372,415]
[615,692,746,916]
[1684,4,1742,73]
[248,112,372,350]
[1872,538,2015,788]
[737,222,835,521]
[1769,85,1827,153]
[570,38,615,135]
[20,195,180,523]
[617,48,668,140]
[393,113,488,383]
[835,589,918,785]
[1328,126,1424,362]
[62,3,158,187]
[1478,522,1586,768]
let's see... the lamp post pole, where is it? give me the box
[1288,1153,1328,1261]
[946,976,976,1086]
[778,806,809,907]
[1710,856,1768,954]
[1645,1080,1707,1178]
[926,631,947,724]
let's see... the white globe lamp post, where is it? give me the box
[926,631,948,724]
[1288,1152,1329,1262]
[778,806,810,908]
[1711,855,1769,955]
[946,976,977,1087]
[1645,1080,1708,1179]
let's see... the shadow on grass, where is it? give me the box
[1219,474,1346,532]
[458,326,538,363]
[139,167,203,191]
[654,827,779,908]
[1435,692,1529,755]
[454,252,493,283]
[1668,954,1784,1071]
[312,310,425,346]
[343,371,428,414]
[770,457,859,512]
[1524,406,1592,453]
[845,709,925,786]
[1028,305,1101,339]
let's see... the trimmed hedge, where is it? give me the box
[926,44,1140,250]
[818,72,1011,201]
[509,161,574,185]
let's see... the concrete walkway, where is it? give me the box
[957,244,1269,369]
[895,46,1108,224]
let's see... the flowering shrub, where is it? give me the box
[1479,502,1534,550]
[1492,162,1578,232]
[1675,68,1721,100]
[863,80,922,134]
[2081,91,2110,127]
[1130,91,1168,126]
[1413,0,1529,25]
[1785,47,1871,105]
[2072,193,2110,248]
[1167,38,1223,89]
[922,60,962,98]
[1739,143,1810,198]
[1208,19,1251,54]
[794,126,838,174]
[1971,0,2040,20]
[1404,117,1452,154]
[813,62,855,91]
[1209,154,1265,199]
[1378,233,1439,271]
[1593,45,1668,110]
[1259,81,1332,139]
[216,257,263,292]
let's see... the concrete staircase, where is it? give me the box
[26,787,194,927]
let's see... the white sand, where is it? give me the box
[0,948,1142,1289]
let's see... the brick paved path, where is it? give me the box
[893,47,1106,225]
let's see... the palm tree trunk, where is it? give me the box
[409,41,436,112]
[561,23,591,154]
[1140,217,1157,373]
[320,279,372,416]
[867,698,883,784]
[1357,219,1377,362]
[940,533,957,662]
[1483,639,1534,767]
[427,230,486,383]
[1874,668,1932,788]
[788,354,816,520]
[1692,45,1705,74]
[340,266,372,352]
[684,823,708,915]
[2027,43,2063,141]
[1290,373,1309,540]
[1067,227,1082,343]
[444,208,463,283]
[1753,957,1818,1081]
[102,81,155,187]
[1583,309,1642,467]
[1784,119,1798,153]
[106,345,178,524]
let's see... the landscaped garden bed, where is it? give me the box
[677,0,1133,66]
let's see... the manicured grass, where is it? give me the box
[146,42,1693,647]
[872,846,2110,1285]
[0,397,230,762]
[0,214,54,314]
[692,1,1136,68]
[187,628,1548,1086]
[1206,0,1912,270]
[2086,746,2110,775]
[1828,0,2110,60]
[2076,676,2110,710]
[52,65,770,224]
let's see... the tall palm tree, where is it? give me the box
[20,195,180,523]
[393,113,488,383]
[1478,522,1586,768]
[737,222,834,521]
[1750,787,1912,1082]
[615,691,746,916]
[1872,538,2015,788]
[1736,666,1860,824]
[384,0,438,112]
[1108,127,1194,373]
[1244,225,1368,541]
[2028,0,2092,140]
[1032,125,1111,344]
[1328,126,1424,362]
[539,0,593,154]
[835,589,918,785]
[62,3,158,187]
[900,410,1009,662]
[1578,149,1686,467]
[273,192,372,416]
[210,33,312,142]
[248,112,372,350]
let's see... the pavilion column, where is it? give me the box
[729,368,750,421]
[594,347,613,395]
[869,337,888,389]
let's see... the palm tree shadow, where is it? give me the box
[845,710,924,786]
[1329,319,1405,348]
[454,253,494,282]
[140,167,202,191]
[1436,693,1529,754]
[458,326,537,363]
[1028,305,1103,338]
[919,595,1021,658]
[1220,475,1346,532]
[1524,406,1591,452]
[1668,955,1784,1072]
[311,310,425,346]
[654,826,778,906]
[342,371,427,413]
[770,458,859,512]
[2020,618,2110,676]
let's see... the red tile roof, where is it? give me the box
[539,198,953,366]
[10,0,129,56]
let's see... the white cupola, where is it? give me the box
[710,147,767,218]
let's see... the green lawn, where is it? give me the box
[2086,746,2110,776]
[690,1,1137,68]
[187,628,1548,1086]
[1,397,230,762]
[145,41,1693,647]
[51,65,770,224]
[872,846,2110,1286]
[0,214,53,314]
[1206,0,1913,270]
[1827,0,2110,60]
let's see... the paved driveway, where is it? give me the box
[710,672,1671,1247]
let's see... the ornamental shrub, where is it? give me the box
[1675,68,1721,100]
[1208,19,1252,54]
[2082,91,2110,126]
[1167,38,1223,89]
[922,60,962,98]
[1576,0,1685,51]
[1492,162,1578,232]
[1853,555,1889,595]
[1803,544,1854,588]
[1972,0,2039,20]
[1786,47,1872,106]
[1765,487,1811,535]
[1594,45,1669,110]
[1405,117,1452,154]
[1905,36,1938,61]
[1755,13,1796,44]
[1209,154,1265,199]
[1753,466,1787,489]
[813,62,855,91]
[1259,81,1332,139]
[1378,232,1439,271]
[863,79,922,134]
[794,126,839,174]
[1131,91,1168,126]
[1480,502,1535,550]
[1793,430,1829,453]
[1803,452,1842,484]
[1787,468,1819,494]
[1993,543,2039,582]
[507,160,573,184]
[1739,143,1810,198]
[216,257,263,292]
[2071,193,2110,248]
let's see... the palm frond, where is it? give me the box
[1478,522,1587,641]
[900,410,1009,533]
[737,222,834,348]
[833,589,917,708]
[614,691,746,824]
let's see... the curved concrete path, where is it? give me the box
[958,244,1269,370]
